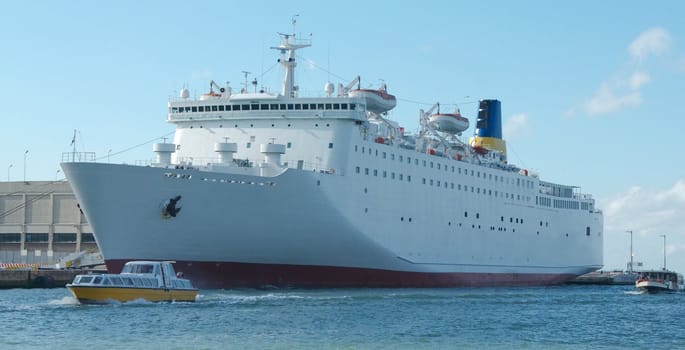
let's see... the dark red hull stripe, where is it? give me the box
[106,259,575,289]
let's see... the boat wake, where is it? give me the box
[48,296,79,305]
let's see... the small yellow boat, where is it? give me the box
[66,261,198,304]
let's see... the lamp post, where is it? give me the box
[55,169,61,181]
[7,164,12,182]
[625,230,633,273]
[23,150,28,182]
[659,234,666,270]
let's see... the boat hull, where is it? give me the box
[66,285,198,304]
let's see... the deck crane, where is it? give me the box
[338,75,361,97]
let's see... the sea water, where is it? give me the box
[0,285,682,349]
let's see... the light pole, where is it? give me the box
[625,230,633,273]
[7,164,12,182]
[108,149,112,163]
[23,150,28,182]
[659,234,666,270]
[55,169,61,181]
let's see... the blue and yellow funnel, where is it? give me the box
[469,99,507,157]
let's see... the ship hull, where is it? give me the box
[62,162,602,289]
[106,259,575,288]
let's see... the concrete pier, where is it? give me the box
[0,268,105,289]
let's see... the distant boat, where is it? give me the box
[66,261,198,304]
[635,270,684,293]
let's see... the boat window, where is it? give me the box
[250,104,258,110]
[270,104,278,110]
[218,105,224,111]
[191,106,197,112]
[242,104,250,111]
[287,104,294,110]
[232,105,240,111]
[110,277,123,285]
[317,103,324,109]
[341,104,348,110]
[302,104,309,110]
[295,104,301,109]
[310,103,317,110]
[212,105,218,111]
[79,276,93,284]
[124,277,134,286]
[102,278,111,285]
[93,276,103,284]
[325,103,332,110]
[333,103,340,110]
[171,107,178,113]
[261,104,269,110]
[350,103,356,110]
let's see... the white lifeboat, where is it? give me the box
[349,85,397,113]
[429,110,469,134]
[199,91,222,101]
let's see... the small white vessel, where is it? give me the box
[429,109,469,134]
[67,261,198,304]
[635,270,684,293]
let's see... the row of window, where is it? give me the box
[355,145,535,190]
[355,166,532,202]
[171,102,358,114]
[0,233,95,243]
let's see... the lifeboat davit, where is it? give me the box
[349,85,397,113]
[429,111,469,134]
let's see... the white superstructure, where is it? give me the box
[61,23,603,288]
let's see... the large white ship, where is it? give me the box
[62,24,603,288]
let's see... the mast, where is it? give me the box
[626,230,633,273]
[270,16,311,98]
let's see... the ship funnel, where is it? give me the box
[153,143,176,166]
[260,143,286,166]
[469,99,507,157]
[214,142,238,164]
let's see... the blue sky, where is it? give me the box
[1,1,684,273]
